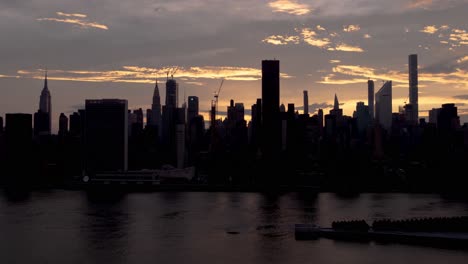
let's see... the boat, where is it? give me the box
[82,165,196,185]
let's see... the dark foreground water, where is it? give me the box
[1,191,468,263]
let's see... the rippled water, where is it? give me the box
[1,191,468,263]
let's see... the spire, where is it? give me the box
[153,79,160,97]
[334,93,339,110]
[43,70,48,91]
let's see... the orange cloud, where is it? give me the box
[13,65,293,84]
[420,25,439,34]
[37,12,108,30]
[300,28,331,47]
[328,43,364,52]
[317,64,468,88]
[262,35,300,45]
[343,25,361,32]
[56,12,87,18]
[268,0,312,16]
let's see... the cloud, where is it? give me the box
[296,102,334,112]
[262,35,300,45]
[316,25,326,31]
[268,0,312,16]
[329,60,341,64]
[407,0,434,9]
[453,95,468,100]
[56,12,87,18]
[37,12,108,30]
[318,62,468,88]
[301,28,331,47]
[363,34,372,39]
[12,65,293,83]
[449,28,468,45]
[420,25,439,34]
[328,43,364,52]
[343,25,361,32]
[423,55,468,74]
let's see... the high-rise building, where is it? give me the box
[375,81,392,131]
[438,103,460,132]
[330,94,343,117]
[0,116,3,134]
[33,110,50,136]
[5,114,33,176]
[408,54,419,123]
[165,79,178,108]
[261,60,281,157]
[368,80,374,120]
[39,71,52,134]
[69,112,81,136]
[151,80,162,130]
[353,102,370,135]
[176,124,185,169]
[318,109,324,130]
[303,90,309,116]
[58,113,68,136]
[85,99,128,173]
[235,103,245,123]
[428,108,441,125]
[187,96,199,123]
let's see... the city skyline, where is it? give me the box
[0,0,467,132]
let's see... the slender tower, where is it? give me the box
[151,79,162,129]
[368,79,374,120]
[334,93,339,110]
[409,54,418,123]
[303,90,309,116]
[39,71,52,134]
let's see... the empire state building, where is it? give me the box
[39,71,52,134]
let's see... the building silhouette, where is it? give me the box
[58,113,68,136]
[353,102,370,136]
[0,116,3,134]
[330,94,343,117]
[85,99,128,173]
[408,54,419,124]
[165,78,178,108]
[5,113,33,179]
[303,90,309,116]
[39,71,52,134]
[187,96,199,124]
[375,81,392,131]
[33,110,49,136]
[368,79,374,121]
[69,112,81,136]
[261,60,281,158]
[151,80,162,137]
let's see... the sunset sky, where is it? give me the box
[0,0,467,131]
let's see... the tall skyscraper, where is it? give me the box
[375,81,392,131]
[318,109,324,130]
[85,99,128,173]
[330,94,343,117]
[69,112,81,136]
[39,71,51,134]
[303,90,309,116]
[368,79,374,120]
[58,113,68,136]
[151,80,162,130]
[409,54,418,123]
[165,79,178,108]
[187,96,199,123]
[261,60,281,157]
[353,102,370,135]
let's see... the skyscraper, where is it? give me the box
[353,102,370,135]
[368,79,374,120]
[69,112,81,136]
[85,99,128,173]
[58,113,68,136]
[330,94,343,117]
[375,81,392,131]
[151,80,162,130]
[303,90,309,116]
[33,110,49,136]
[166,79,178,108]
[187,96,199,123]
[261,60,281,157]
[39,71,51,134]
[409,54,418,123]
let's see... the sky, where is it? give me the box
[0,0,467,132]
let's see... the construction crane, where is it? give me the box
[210,79,224,129]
